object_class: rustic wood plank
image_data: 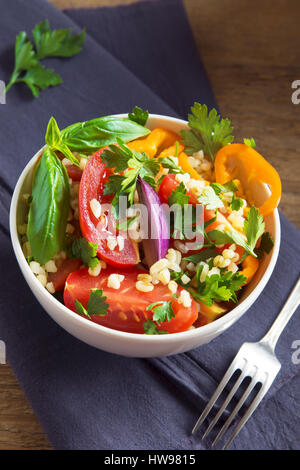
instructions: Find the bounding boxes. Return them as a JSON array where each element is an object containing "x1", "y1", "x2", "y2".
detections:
[{"x1": 2, "y1": 0, "x2": 299, "y2": 450}]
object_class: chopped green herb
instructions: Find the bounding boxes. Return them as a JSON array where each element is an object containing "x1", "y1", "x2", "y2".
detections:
[
  {"x1": 184, "y1": 248, "x2": 218, "y2": 264},
  {"x1": 146, "y1": 300, "x2": 175, "y2": 325},
  {"x1": 158, "y1": 156, "x2": 183, "y2": 174},
  {"x1": 143, "y1": 320, "x2": 168, "y2": 335},
  {"x1": 102, "y1": 139, "x2": 160, "y2": 210},
  {"x1": 208, "y1": 205, "x2": 265, "y2": 258},
  {"x1": 128, "y1": 106, "x2": 149, "y2": 126},
  {"x1": 168, "y1": 183, "x2": 189, "y2": 240},
  {"x1": 254, "y1": 232, "x2": 274, "y2": 258},
  {"x1": 244, "y1": 137, "x2": 256, "y2": 148},
  {"x1": 243, "y1": 206, "x2": 265, "y2": 254},
  {"x1": 86, "y1": 289, "x2": 109, "y2": 316},
  {"x1": 71, "y1": 237, "x2": 99, "y2": 269},
  {"x1": 231, "y1": 195, "x2": 244, "y2": 211},
  {"x1": 75, "y1": 288, "x2": 109, "y2": 318},
  {"x1": 198, "y1": 186, "x2": 224, "y2": 210},
  {"x1": 116, "y1": 215, "x2": 138, "y2": 231},
  {"x1": 211, "y1": 180, "x2": 238, "y2": 195},
  {"x1": 180, "y1": 103, "x2": 234, "y2": 162},
  {"x1": 208, "y1": 229, "x2": 255, "y2": 257},
  {"x1": 187, "y1": 270, "x2": 246, "y2": 306},
  {"x1": 168, "y1": 182, "x2": 189, "y2": 208}
]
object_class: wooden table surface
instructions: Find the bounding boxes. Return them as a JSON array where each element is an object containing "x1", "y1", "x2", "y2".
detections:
[{"x1": 1, "y1": 0, "x2": 299, "y2": 450}]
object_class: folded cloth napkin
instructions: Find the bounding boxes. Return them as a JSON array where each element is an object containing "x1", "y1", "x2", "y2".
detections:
[{"x1": 0, "y1": 0, "x2": 299, "y2": 450}]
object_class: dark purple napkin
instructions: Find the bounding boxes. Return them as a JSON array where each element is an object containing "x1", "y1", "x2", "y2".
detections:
[{"x1": 0, "y1": 0, "x2": 299, "y2": 450}]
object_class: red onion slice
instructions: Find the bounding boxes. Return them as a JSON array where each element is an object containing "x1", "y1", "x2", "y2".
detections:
[{"x1": 137, "y1": 177, "x2": 170, "y2": 268}]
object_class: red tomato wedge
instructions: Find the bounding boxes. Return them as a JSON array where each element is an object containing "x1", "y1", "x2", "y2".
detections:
[
  {"x1": 64, "y1": 266, "x2": 198, "y2": 334},
  {"x1": 158, "y1": 174, "x2": 199, "y2": 206},
  {"x1": 79, "y1": 149, "x2": 140, "y2": 267}
]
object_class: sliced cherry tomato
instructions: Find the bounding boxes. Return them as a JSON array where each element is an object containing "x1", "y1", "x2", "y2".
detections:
[
  {"x1": 67, "y1": 165, "x2": 83, "y2": 181},
  {"x1": 158, "y1": 174, "x2": 199, "y2": 205},
  {"x1": 48, "y1": 258, "x2": 82, "y2": 291},
  {"x1": 64, "y1": 266, "x2": 198, "y2": 334},
  {"x1": 79, "y1": 149, "x2": 140, "y2": 268}
]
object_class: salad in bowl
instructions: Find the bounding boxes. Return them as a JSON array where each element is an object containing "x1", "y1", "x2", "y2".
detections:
[{"x1": 10, "y1": 103, "x2": 281, "y2": 354}]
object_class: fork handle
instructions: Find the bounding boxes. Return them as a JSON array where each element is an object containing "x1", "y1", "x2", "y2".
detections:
[{"x1": 261, "y1": 276, "x2": 300, "y2": 351}]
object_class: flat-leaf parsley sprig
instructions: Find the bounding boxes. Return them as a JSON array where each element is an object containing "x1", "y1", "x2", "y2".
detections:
[
  {"x1": 208, "y1": 206, "x2": 265, "y2": 258},
  {"x1": 180, "y1": 103, "x2": 234, "y2": 162},
  {"x1": 102, "y1": 138, "x2": 161, "y2": 211},
  {"x1": 6, "y1": 20, "x2": 85, "y2": 97},
  {"x1": 75, "y1": 289, "x2": 109, "y2": 319}
]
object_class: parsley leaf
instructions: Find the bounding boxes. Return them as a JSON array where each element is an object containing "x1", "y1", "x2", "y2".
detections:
[
  {"x1": 5, "y1": 32, "x2": 39, "y2": 92},
  {"x1": 244, "y1": 137, "x2": 256, "y2": 148},
  {"x1": 158, "y1": 157, "x2": 183, "y2": 174},
  {"x1": 5, "y1": 21, "x2": 85, "y2": 97},
  {"x1": 102, "y1": 139, "x2": 160, "y2": 212},
  {"x1": 32, "y1": 20, "x2": 85, "y2": 59},
  {"x1": 75, "y1": 288, "x2": 109, "y2": 319},
  {"x1": 168, "y1": 182, "x2": 189, "y2": 207},
  {"x1": 180, "y1": 103, "x2": 234, "y2": 162},
  {"x1": 243, "y1": 206, "x2": 265, "y2": 254},
  {"x1": 254, "y1": 232, "x2": 274, "y2": 258},
  {"x1": 17, "y1": 63, "x2": 62, "y2": 97},
  {"x1": 86, "y1": 289, "x2": 109, "y2": 316},
  {"x1": 208, "y1": 206, "x2": 265, "y2": 258},
  {"x1": 100, "y1": 140, "x2": 132, "y2": 172},
  {"x1": 146, "y1": 301, "x2": 175, "y2": 325},
  {"x1": 75, "y1": 299, "x2": 90, "y2": 319},
  {"x1": 71, "y1": 237, "x2": 99, "y2": 269},
  {"x1": 116, "y1": 215, "x2": 138, "y2": 231},
  {"x1": 188, "y1": 270, "x2": 246, "y2": 306},
  {"x1": 231, "y1": 195, "x2": 244, "y2": 211},
  {"x1": 208, "y1": 229, "x2": 255, "y2": 257},
  {"x1": 184, "y1": 248, "x2": 218, "y2": 264},
  {"x1": 211, "y1": 180, "x2": 238, "y2": 195},
  {"x1": 198, "y1": 186, "x2": 224, "y2": 210},
  {"x1": 103, "y1": 174, "x2": 125, "y2": 196},
  {"x1": 143, "y1": 320, "x2": 168, "y2": 335},
  {"x1": 128, "y1": 106, "x2": 149, "y2": 126},
  {"x1": 168, "y1": 183, "x2": 190, "y2": 240}
]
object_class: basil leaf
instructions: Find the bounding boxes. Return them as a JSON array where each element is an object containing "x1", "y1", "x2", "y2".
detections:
[
  {"x1": 27, "y1": 147, "x2": 70, "y2": 265},
  {"x1": 45, "y1": 117, "x2": 80, "y2": 166},
  {"x1": 45, "y1": 116, "x2": 61, "y2": 147},
  {"x1": 60, "y1": 116, "x2": 150, "y2": 154}
]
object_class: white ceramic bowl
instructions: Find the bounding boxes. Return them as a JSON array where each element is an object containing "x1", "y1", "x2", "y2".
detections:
[{"x1": 10, "y1": 114, "x2": 280, "y2": 357}]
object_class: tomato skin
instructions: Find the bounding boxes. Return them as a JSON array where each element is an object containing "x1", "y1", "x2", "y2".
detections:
[
  {"x1": 78, "y1": 149, "x2": 140, "y2": 268},
  {"x1": 67, "y1": 165, "x2": 83, "y2": 181},
  {"x1": 48, "y1": 258, "x2": 82, "y2": 291},
  {"x1": 158, "y1": 174, "x2": 198, "y2": 205},
  {"x1": 64, "y1": 266, "x2": 198, "y2": 334}
]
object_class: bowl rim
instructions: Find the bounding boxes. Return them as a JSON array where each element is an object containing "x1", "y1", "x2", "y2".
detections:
[{"x1": 9, "y1": 113, "x2": 281, "y2": 344}]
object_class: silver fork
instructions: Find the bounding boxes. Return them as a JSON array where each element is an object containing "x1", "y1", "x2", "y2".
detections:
[{"x1": 192, "y1": 276, "x2": 300, "y2": 449}]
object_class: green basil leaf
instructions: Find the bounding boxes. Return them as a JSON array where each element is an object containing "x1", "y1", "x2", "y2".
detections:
[
  {"x1": 27, "y1": 147, "x2": 70, "y2": 265},
  {"x1": 45, "y1": 116, "x2": 61, "y2": 147},
  {"x1": 45, "y1": 117, "x2": 79, "y2": 166},
  {"x1": 60, "y1": 116, "x2": 150, "y2": 154}
]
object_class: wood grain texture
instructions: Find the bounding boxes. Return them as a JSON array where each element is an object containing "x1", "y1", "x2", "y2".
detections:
[{"x1": 1, "y1": 0, "x2": 299, "y2": 450}]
